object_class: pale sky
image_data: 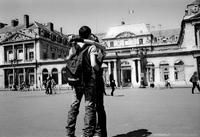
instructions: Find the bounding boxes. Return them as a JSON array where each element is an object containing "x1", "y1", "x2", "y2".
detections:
[{"x1": 0, "y1": 0, "x2": 193, "y2": 34}]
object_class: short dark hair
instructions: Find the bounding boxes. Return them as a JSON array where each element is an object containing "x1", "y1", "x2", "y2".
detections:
[{"x1": 79, "y1": 26, "x2": 91, "y2": 39}]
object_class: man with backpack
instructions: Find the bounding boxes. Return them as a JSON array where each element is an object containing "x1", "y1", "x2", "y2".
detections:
[
  {"x1": 65, "y1": 26, "x2": 100, "y2": 137},
  {"x1": 190, "y1": 71, "x2": 200, "y2": 94}
]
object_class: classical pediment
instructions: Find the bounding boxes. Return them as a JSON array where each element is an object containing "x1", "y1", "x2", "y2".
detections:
[
  {"x1": 2, "y1": 32, "x2": 33, "y2": 43},
  {"x1": 116, "y1": 31, "x2": 135, "y2": 38}
]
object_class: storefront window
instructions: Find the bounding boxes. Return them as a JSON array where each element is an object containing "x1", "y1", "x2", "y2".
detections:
[
  {"x1": 52, "y1": 68, "x2": 58, "y2": 84},
  {"x1": 160, "y1": 63, "x2": 169, "y2": 81},
  {"x1": 174, "y1": 60, "x2": 185, "y2": 81},
  {"x1": 42, "y1": 69, "x2": 48, "y2": 82},
  {"x1": 61, "y1": 67, "x2": 67, "y2": 84}
]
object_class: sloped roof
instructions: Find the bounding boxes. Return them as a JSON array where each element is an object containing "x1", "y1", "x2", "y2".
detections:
[
  {"x1": 0, "y1": 23, "x2": 34, "y2": 34},
  {"x1": 151, "y1": 28, "x2": 181, "y2": 38},
  {"x1": 104, "y1": 23, "x2": 151, "y2": 39},
  {"x1": 34, "y1": 21, "x2": 64, "y2": 37}
]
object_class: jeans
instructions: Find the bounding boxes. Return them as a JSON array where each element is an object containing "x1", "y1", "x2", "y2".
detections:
[
  {"x1": 192, "y1": 82, "x2": 200, "y2": 93},
  {"x1": 95, "y1": 76, "x2": 107, "y2": 137},
  {"x1": 66, "y1": 80, "x2": 96, "y2": 137}
]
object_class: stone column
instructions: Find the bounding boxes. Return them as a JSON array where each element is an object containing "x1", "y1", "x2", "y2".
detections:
[
  {"x1": 23, "y1": 43, "x2": 25, "y2": 62},
  {"x1": 197, "y1": 30, "x2": 200, "y2": 48},
  {"x1": 13, "y1": 68, "x2": 15, "y2": 85},
  {"x1": 131, "y1": 60, "x2": 137, "y2": 87},
  {"x1": 138, "y1": 60, "x2": 141, "y2": 84},
  {"x1": 34, "y1": 68, "x2": 37, "y2": 88},
  {"x1": 12, "y1": 45, "x2": 15, "y2": 60},
  {"x1": 23, "y1": 68, "x2": 26, "y2": 82},
  {"x1": 113, "y1": 60, "x2": 118, "y2": 86},
  {"x1": 154, "y1": 63, "x2": 160, "y2": 87},
  {"x1": 34, "y1": 41, "x2": 36, "y2": 61},
  {"x1": 108, "y1": 62, "x2": 111, "y2": 75},
  {"x1": 169, "y1": 63, "x2": 175, "y2": 83},
  {"x1": 58, "y1": 70, "x2": 62, "y2": 85}
]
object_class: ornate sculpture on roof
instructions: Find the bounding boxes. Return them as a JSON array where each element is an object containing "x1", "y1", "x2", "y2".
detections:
[
  {"x1": 2, "y1": 32, "x2": 32, "y2": 43},
  {"x1": 185, "y1": 0, "x2": 200, "y2": 17}
]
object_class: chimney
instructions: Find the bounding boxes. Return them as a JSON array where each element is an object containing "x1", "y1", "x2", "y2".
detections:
[
  {"x1": 60, "y1": 27, "x2": 63, "y2": 34},
  {"x1": 24, "y1": 14, "x2": 29, "y2": 28},
  {"x1": 11, "y1": 19, "x2": 19, "y2": 27},
  {"x1": 47, "y1": 22, "x2": 54, "y2": 31}
]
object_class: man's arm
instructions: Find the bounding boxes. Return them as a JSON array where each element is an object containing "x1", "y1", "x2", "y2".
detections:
[{"x1": 89, "y1": 45, "x2": 99, "y2": 72}]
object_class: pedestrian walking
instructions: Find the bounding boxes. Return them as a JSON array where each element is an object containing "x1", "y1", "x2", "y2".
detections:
[
  {"x1": 65, "y1": 26, "x2": 99, "y2": 137},
  {"x1": 165, "y1": 78, "x2": 172, "y2": 88},
  {"x1": 51, "y1": 78, "x2": 57, "y2": 94},
  {"x1": 46, "y1": 75, "x2": 52, "y2": 95},
  {"x1": 190, "y1": 71, "x2": 200, "y2": 94},
  {"x1": 111, "y1": 79, "x2": 116, "y2": 96},
  {"x1": 43, "y1": 79, "x2": 47, "y2": 90}
]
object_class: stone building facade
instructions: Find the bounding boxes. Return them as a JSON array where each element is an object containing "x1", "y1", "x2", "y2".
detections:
[
  {"x1": 101, "y1": 0, "x2": 200, "y2": 88},
  {"x1": 0, "y1": 15, "x2": 69, "y2": 89},
  {"x1": 0, "y1": 0, "x2": 200, "y2": 89}
]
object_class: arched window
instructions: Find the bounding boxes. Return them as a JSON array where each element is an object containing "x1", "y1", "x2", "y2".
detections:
[
  {"x1": 61, "y1": 67, "x2": 67, "y2": 84},
  {"x1": 159, "y1": 61, "x2": 169, "y2": 81},
  {"x1": 174, "y1": 60, "x2": 185, "y2": 81},
  {"x1": 52, "y1": 68, "x2": 58, "y2": 84},
  {"x1": 146, "y1": 62, "x2": 155, "y2": 82},
  {"x1": 42, "y1": 69, "x2": 48, "y2": 82}
]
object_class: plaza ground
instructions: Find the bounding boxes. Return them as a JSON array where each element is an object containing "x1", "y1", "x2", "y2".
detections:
[{"x1": 0, "y1": 87, "x2": 200, "y2": 137}]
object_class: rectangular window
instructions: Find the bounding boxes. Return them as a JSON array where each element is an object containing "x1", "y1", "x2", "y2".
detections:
[
  {"x1": 8, "y1": 50, "x2": 14, "y2": 61},
  {"x1": 17, "y1": 49, "x2": 23, "y2": 61},
  {"x1": 8, "y1": 74, "x2": 13, "y2": 85},
  {"x1": 174, "y1": 65, "x2": 184, "y2": 81},
  {"x1": 52, "y1": 52, "x2": 55, "y2": 59},
  {"x1": 124, "y1": 40, "x2": 129, "y2": 46},
  {"x1": 18, "y1": 74, "x2": 24, "y2": 85},
  {"x1": 139, "y1": 38, "x2": 143, "y2": 45},
  {"x1": 43, "y1": 48, "x2": 48, "y2": 59},
  {"x1": 110, "y1": 41, "x2": 114, "y2": 47},
  {"x1": 29, "y1": 52, "x2": 34, "y2": 60},
  {"x1": 29, "y1": 74, "x2": 34, "y2": 86}
]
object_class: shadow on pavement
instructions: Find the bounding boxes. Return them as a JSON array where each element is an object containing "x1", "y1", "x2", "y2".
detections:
[
  {"x1": 114, "y1": 94, "x2": 125, "y2": 97},
  {"x1": 105, "y1": 94, "x2": 125, "y2": 97},
  {"x1": 112, "y1": 129, "x2": 152, "y2": 137}
]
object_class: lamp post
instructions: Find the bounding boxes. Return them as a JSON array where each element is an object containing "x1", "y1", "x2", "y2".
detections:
[
  {"x1": 10, "y1": 58, "x2": 21, "y2": 91},
  {"x1": 33, "y1": 32, "x2": 38, "y2": 89},
  {"x1": 136, "y1": 48, "x2": 148, "y2": 88}
]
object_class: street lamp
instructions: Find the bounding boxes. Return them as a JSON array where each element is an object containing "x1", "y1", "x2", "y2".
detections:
[
  {"x1": 10, "y1": 58, "x2": 21, "y2": 91},
  {"x1": 136, "y1": 48, "x2": 148, "y2": 88}
]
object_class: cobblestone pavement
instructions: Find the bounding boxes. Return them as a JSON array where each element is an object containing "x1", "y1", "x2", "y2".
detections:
[{"x1": 0, "y1": 87, "x2": 200, "y2": 137}]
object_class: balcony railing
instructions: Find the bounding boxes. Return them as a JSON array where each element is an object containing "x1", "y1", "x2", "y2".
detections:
[{"x1": 4, "y1": 59, "x2": 35, "y2": 65}]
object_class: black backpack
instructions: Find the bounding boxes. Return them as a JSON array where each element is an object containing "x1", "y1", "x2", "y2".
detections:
[{"x1": 65, "y1": 45, "x2": 91, "y2": 86}]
